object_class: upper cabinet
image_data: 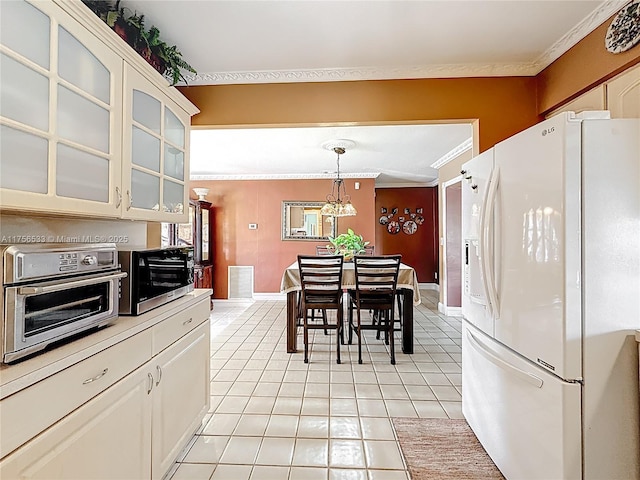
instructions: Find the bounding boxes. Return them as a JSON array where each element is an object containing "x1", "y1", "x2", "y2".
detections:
[
  {"x1": 0, "y1": 0, "x2": 123, "y2": 216},
  {"x1": 606, "y1": 64, "x2": 640, "y2": 119},
  {"x1": 0, "y1": 0, "x2": 198, "y2": 221},
  {"x1": 122, "y1": 65, "x2": 190, "y2": 222},
  {"x1": 545, "y1": 63, "x2": 640, "y2": 120},
  {"x1": 546, "y1": 86, "x2": 606, "y2": 119}
]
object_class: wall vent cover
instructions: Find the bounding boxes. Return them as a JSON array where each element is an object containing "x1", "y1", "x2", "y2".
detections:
[{"x1": 228, "y1": 266, "x2": 254, "y2": 299}]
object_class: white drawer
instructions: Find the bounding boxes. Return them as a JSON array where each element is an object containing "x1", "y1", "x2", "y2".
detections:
[
  {"x1": 0, "y1": 328, "x2": 152, "y2": 459},
  {"x1": 152, "y1": 298, "x2": 211, "y2": 356}
]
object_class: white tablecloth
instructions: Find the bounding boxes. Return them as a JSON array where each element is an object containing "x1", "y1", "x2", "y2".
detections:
[{"x1": 280, "y1": 261, "x2": 421, "y2": 306}]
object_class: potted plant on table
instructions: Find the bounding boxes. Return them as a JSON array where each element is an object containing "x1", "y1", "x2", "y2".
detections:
[{"x1": 327, "y1": 229, "x2": 369, "y2": 262}]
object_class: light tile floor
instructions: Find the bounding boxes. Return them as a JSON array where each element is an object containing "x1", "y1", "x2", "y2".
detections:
[{"x1": 167, "y1": 290, "x2": 462, "y2": 480}]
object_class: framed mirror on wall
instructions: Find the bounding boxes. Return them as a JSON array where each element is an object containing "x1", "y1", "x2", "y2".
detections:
[{"x1": 282, "y1": 201, "x2": 336, "y2": 241}]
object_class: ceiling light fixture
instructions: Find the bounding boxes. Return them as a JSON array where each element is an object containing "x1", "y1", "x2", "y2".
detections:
[{"x1": 320, "y1": 140, "x2": 357, "y2": 217}]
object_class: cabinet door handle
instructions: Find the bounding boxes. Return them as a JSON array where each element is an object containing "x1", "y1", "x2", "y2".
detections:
[
  {"x1": 183, "y1": 317, "x2": 193, "y2": 326},
  {"x1": 147, "y1": 373, "x2": 154, "y2": 394},
  {"x1": 126, "y1": 190, "x2": 133, "y2": 211},
  {"x1": 155, "y1": 365, "x2": 162, "y2": 386},
  {"x1": 115, "y1": 187, "x2": 122, "y2": 208},
  {"x1": 82, "y1": 368, "x2": 109, "y2": 385}
]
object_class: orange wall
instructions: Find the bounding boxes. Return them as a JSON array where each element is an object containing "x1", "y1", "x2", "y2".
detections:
[
  {"x1": 180, "y1": 13, "x2": 640, "y2": 299},
  {"x1": 374, "y1": 187, "x2": 438, "y2": 283},
  {"x1": 537, "y1": 12, "x2": 640, "y2": 114},
  {"x1": 190, "y1": 178, "x2": 375, "y2": 297},
  {"x1": 180, "y1": 77, "x2": 540, "y2": 153}
]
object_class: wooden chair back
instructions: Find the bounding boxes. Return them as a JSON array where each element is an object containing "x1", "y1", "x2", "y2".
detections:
[
  {"x1": 352, "y1": 255, "x2": 401, "y2": 308},
  {"x1": 297, "y1": 255, "x2": 344, "y2": 306}
]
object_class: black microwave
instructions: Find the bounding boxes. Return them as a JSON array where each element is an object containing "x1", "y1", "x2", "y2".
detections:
[{"x1": 118, "y1": 246, "x2": 194, "y2": 315}]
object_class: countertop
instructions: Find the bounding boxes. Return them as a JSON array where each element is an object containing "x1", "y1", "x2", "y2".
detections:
[
  {"x1": 0, "y1": 289, "x2": 212, "y2": 400},
  {"x1": 636, "y1": 330, "x2": 640, "y2": 343}
]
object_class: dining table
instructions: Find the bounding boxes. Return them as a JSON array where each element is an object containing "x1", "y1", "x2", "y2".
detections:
[{"x1": 280, "y1": 261, "x2": 421, "y2": 355}]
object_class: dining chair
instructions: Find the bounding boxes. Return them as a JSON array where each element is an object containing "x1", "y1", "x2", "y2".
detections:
[
  {"x1": 315, "y1": 245, "x2": 334, "y2": 255},
  {"x1": 297, "y1": 255, "x2": 344, "y2": 364},
  {"x1": 348, "y1": 255, "x2": 401, "y2": 364}
]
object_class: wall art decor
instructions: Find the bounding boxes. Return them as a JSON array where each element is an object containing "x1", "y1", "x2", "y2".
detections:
[
  {"x1": 605, "y1": 0, "x2": 640, "y2": 54},
  {"x1": 380, "y1": 206, "x2": 423, "y2": 235}
]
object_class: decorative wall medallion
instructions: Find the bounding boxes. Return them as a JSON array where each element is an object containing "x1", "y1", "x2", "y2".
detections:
[
  {"x1": 381, "y1": 206, "x2": 424, "y2": 235},
  {"x1": 606, "y1": 0, "x2": 640, "y2": 53},
  {"x1": 403, "y1": 221, "x2": 418, "y2": 235},
  {"x1": 387, "y1": 221, "x2": 401, "y2": 235}
]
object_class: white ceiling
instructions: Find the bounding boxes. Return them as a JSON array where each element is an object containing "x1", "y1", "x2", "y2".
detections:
[
  {"x1": 120, "y1": 0, "x2": 624, "y2": 186},
  {"x1": 190, "y1": 123, "x2": 473, "y2": 186}
]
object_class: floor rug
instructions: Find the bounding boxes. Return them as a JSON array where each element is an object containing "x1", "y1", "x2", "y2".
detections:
[{"x1": 392, "y1": 417, "x2": 505, "y2": 480}]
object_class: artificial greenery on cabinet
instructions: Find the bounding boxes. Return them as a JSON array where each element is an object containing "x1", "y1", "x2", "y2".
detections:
[{"x1": 82, "y1": 0, "x2": 196, "y2": 85}]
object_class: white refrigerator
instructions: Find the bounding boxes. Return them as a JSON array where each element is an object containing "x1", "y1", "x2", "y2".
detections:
[{"x1": 461, "y1": 112, "x2": 640, "y2": 480}]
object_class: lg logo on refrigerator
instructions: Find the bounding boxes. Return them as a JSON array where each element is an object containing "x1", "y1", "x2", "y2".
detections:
[{"x1": 541, "y1": 126, "x2": 556, "y2": 136}]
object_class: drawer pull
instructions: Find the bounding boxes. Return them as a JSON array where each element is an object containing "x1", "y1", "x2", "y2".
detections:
[
  {"x1": 82, "y1": 368, "x2": 109, "y2": 385},
  {"x1": 155, "y1": 365, "x2": 163, "y2": 386},
  {"x1": 147, "y1": 373, "x2": 154, "y2": 394},
  {"x1": 183, "y1": 317, "x2": 193, "y2": 326}
]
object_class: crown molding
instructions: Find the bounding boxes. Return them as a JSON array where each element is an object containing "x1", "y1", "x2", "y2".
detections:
[
  {"x1": 181, "y1": 62, "x2": 538, "y2": 86},
  {"x1": 190, "y1": 172, "x2": 379, "y2": 181},
  {"x1": 177, "y1": 0, "x2": 626, "y2": 86},
  {"x1": 430, "y1": 138, "x2": 473, "y2": 169},
  {"x1": 532, "y1": 0, "x2": 629, "y2": 72},
  {"x1": 375, "y1": 179, "x2": 439, "y2": 188}
]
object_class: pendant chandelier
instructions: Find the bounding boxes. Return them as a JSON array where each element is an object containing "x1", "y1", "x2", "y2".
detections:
[{"x1": 320, "y1": 141, "x2": 357, "y2": 217}]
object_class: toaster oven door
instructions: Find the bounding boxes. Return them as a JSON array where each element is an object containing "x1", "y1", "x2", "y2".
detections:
[{"x1": 3, "y1": 271, "x2": 127, "y2": 363}]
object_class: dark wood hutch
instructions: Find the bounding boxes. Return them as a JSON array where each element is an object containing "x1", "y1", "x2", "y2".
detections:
[{"x1": 190, "y1": 198, "x2": 214, "y2": 292}]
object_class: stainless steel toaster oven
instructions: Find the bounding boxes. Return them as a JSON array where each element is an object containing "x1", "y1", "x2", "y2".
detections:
[{"x1": 0, "y1": 243, "x2": 126, "y2": 363}]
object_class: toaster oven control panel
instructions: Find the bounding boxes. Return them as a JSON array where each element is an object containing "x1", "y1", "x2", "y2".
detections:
[{"x1": 4, "y1": 244, "x2": 119, "y2": 283}]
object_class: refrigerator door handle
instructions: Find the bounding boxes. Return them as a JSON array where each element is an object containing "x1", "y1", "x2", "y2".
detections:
[
  {"x1": 482, "y1": 166, "x2": 501, "y2": 320},
  {"x1": 466, "y1": 328, "x2": 544, "y2": 388}
]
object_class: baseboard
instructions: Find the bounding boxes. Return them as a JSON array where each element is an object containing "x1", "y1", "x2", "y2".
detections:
[
  {"x1": 252, "y1": 292, "x2": 287, "y2": 301},
  {"x1": 212, "y1": 298, "x2": 256, "y2": 304},
  {"x1": 438, "y1": 302, "x2": 462, "y2": 316},
  {"x1": 419, "y1": 283, "x2": 439, "y2": 291}
]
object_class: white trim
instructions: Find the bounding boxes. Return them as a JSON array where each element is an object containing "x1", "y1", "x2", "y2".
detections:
[
  {"x1": 178, "y1": 1, "x2": 626, "y2": 87},
  {"x1": 531, "y1": 0, "x2": 628, "y2": 71},
  {"x1": 375, "y1": 179, "x2": 439, "y2": 188},
  {"x1": 191, "y1": 172, "x2": 378, "y2": 181},
  {"x1": 252, "y1": 293, "x2": 287, "y2": 301},
  {"x1": 441, "y1": 176, "x2": 463, "y2": 313},
  {"x1": 419, "y1": 283, "x2": 439, "y2": 291},
  {"x1": 182, "y1": 63, "x2": 538, "y2": 86},
  {"x1": 430, "y1": 138, "x2": 473, "y2": 169},
  {"x1": 212, "y1": 298, "x2": 255, "y2": 305},
  {"x1": 438, "y1": 303, "x2": 462, "y2": 317}
]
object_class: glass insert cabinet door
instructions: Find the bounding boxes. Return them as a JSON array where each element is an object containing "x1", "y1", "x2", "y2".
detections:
[
  {"x1": 192, "y1": 199, "x2": 213, "y2": 265},
  {"x1": 0, "y1": 0, "x2": 122, "y2": 215},
  {"x1": 123, "y1": 64, "x2": 189, "y2": 221}
]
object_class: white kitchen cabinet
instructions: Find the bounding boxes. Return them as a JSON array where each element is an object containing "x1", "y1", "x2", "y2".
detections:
[
  {"x1": 607, "y1": 64, "x2": 640, "y2": 118},
  {"x1": 122, "y1": 64, "x2": 190, "y2": 223},
  {"x1": 0, "y1": 363, "x2": 153, "y2": 479},
  {"x1": 151, "y1": 321, "x2": 210, "y2": 479},
  {"x1": 0, "y1": 0, "x2": 198, "y2": 221},
  {"x1": 0, "y1": 294, "x2": 211, "y2": 480},
  {"x1": 0, "y1": 0, "x2": 123, "y2": 217},
  {"x1": 546, "y1": 85, "x2": 606, "y2": 119}
]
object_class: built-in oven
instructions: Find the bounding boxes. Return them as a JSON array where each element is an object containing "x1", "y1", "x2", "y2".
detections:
[
  {"x1": 118, "y1": 246, "x2": 194, "y2": 315},
  {"x1": 1, "y1": 243, "x2": 126, "y2": 364}
]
